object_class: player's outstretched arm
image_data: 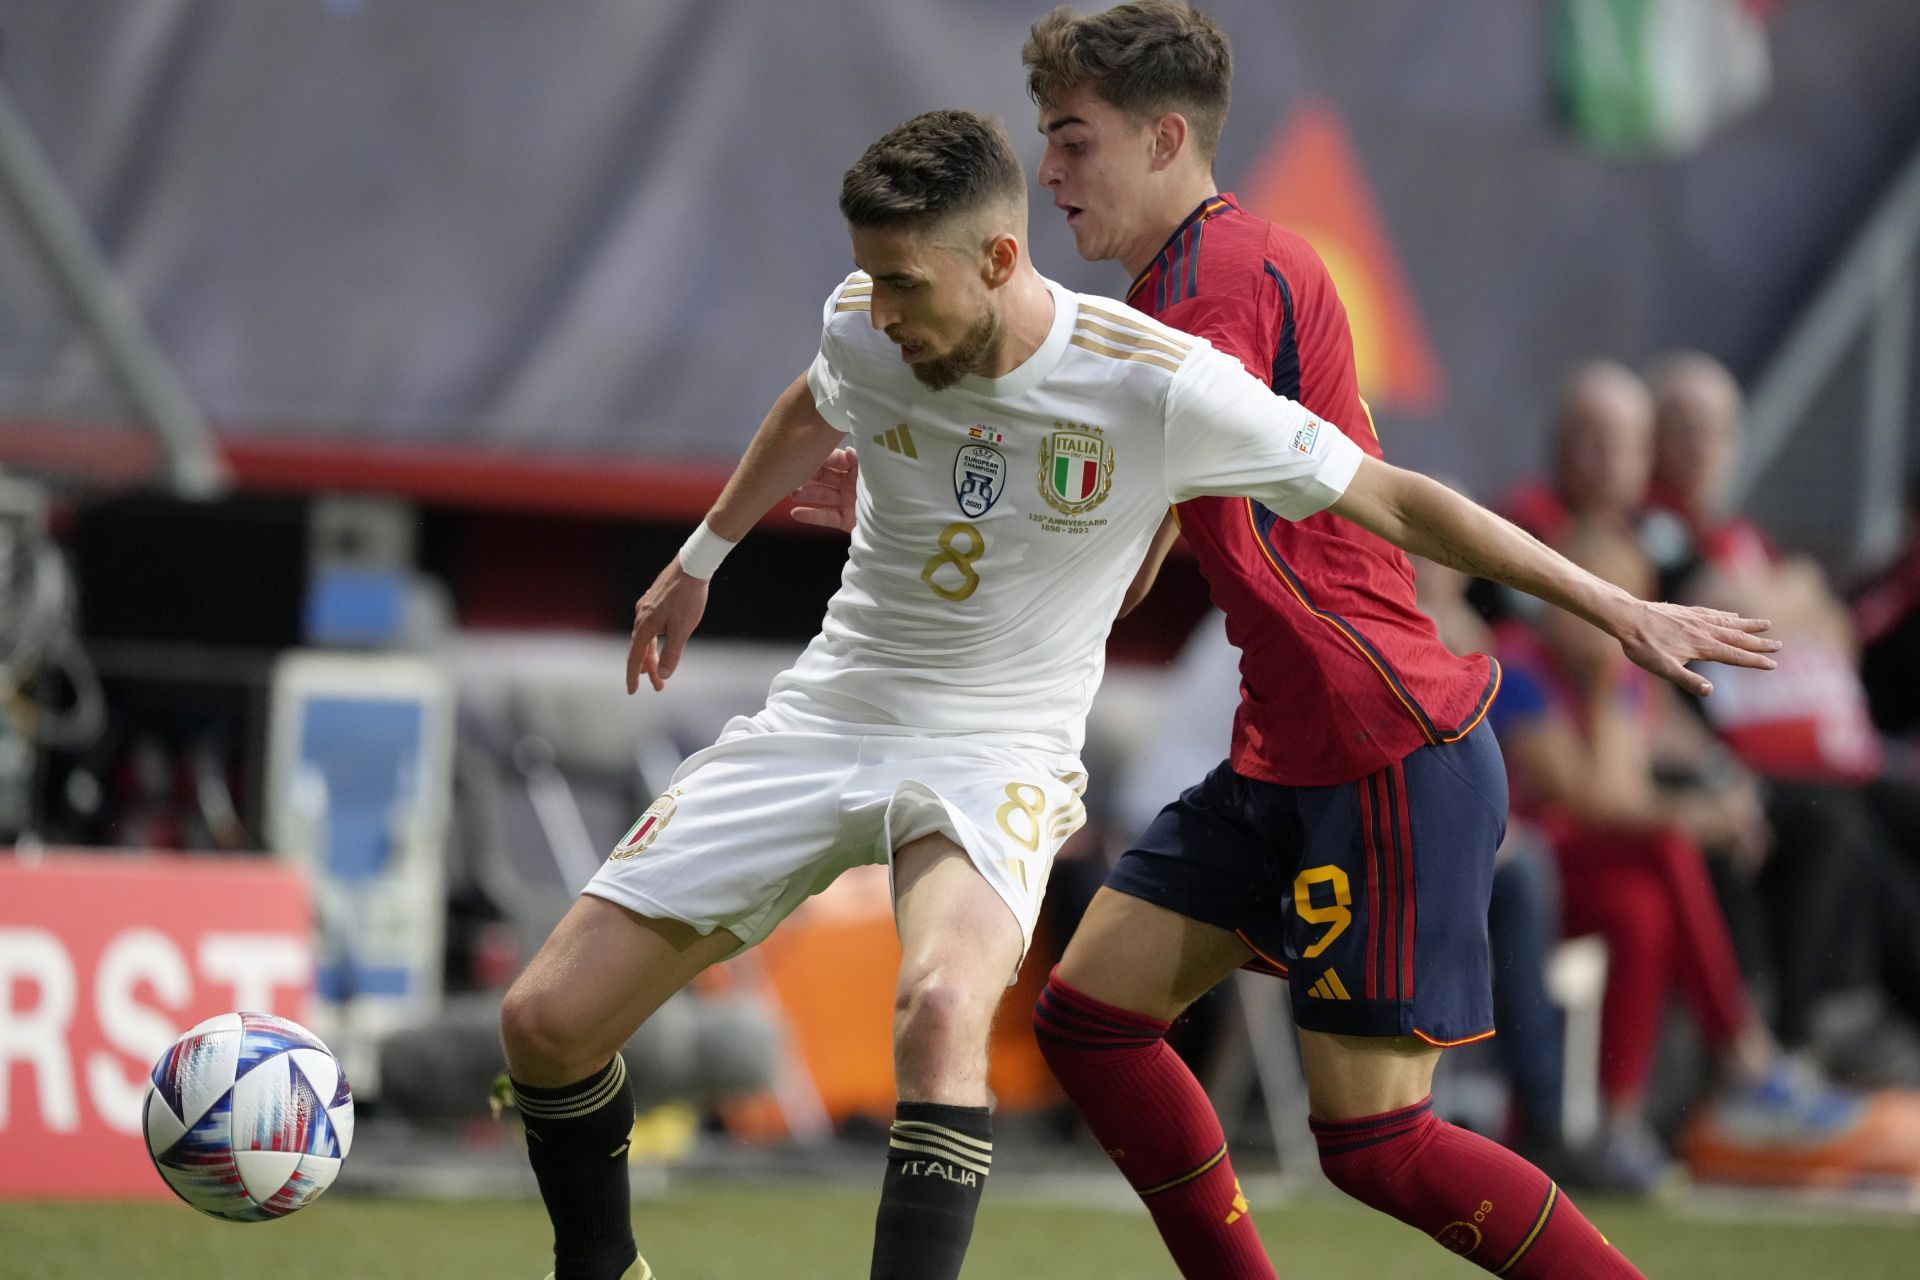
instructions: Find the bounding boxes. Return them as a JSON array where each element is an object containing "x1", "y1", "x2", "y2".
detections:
[
  {"x1": 626, "y1": 372, "x2": 846, "y2": 693},
  {"x1": 790, "y1": 446, "x2": 859, "y2": 533},
  {"x1": 1329, "y1": 456, "x2": 1782, "y2": 697}
]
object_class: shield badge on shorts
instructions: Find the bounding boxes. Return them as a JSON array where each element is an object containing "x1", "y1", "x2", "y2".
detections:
[
  {"x1": 1039, "y1": 424, "x2": 1113, "y2": 515},
  {"x1": 953, "y1": 444, "x2": 1007, "y2": 517},
  {"x1": 611, "y1": 788, "x2": 680, "y2": 860}
]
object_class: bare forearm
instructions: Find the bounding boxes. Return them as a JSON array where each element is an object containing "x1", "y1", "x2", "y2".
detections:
[
  {"x1": 1335, "y1": 463, "x2": 1633, "y2": 635},
  {"x1": 704, "y1": 373, "x2": 847, "y2": 541}
]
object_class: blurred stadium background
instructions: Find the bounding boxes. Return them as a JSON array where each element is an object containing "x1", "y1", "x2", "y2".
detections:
[{"x1": 4, "y1": 1, "x2": 1920, "y2": 1275}]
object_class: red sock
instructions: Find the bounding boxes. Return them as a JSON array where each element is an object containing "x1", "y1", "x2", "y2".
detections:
[
  {"x1": 1312, "y1": 1098, "x2": 1645, "y2": 1278},
  {"x1": 1033, "y1": 970, "x2": 1275, "y2": 1280}
]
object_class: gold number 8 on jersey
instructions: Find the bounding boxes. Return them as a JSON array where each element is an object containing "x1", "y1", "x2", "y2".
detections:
[
  {"x1": 995, "y1": 782, "x2": 1048, "y2": 853},
  {"x1": 922, "y1": 521, "x2": 985, "y2": 602}
]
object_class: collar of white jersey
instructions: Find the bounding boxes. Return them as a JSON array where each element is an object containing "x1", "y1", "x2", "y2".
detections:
[{"x1": 954, "y1": 277, "x2": 1075, "y2": 400}]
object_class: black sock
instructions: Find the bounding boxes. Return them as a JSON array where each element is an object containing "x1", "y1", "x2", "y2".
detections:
[
  {"x1": 513, "y1": 1056, "x2": 639, "y2": 1280},
  {"x1": 870, "y1": 1100, "x2": 993, "y2": 1280}
]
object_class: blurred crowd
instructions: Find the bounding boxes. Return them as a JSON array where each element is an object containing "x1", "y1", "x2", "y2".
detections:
[{"x1": 1481, "y1": 349, "x2": 1920, "y2": 1193}]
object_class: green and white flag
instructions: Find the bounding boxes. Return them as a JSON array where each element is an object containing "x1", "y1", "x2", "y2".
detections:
[{"x1": 1555, "y1": 0, "x2": 1775, "y2": 157}]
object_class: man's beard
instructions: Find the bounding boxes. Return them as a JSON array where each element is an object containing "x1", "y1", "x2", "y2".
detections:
[{"x1": 908, "y1": 312, "x2": 1003, "y2": 391}]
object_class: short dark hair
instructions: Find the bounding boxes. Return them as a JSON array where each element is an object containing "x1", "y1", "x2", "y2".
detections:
[
  {"x1": 1023, "y1": 2, "x2": 1233, "y2": 161},
  {"x1": 839, "y1": 110, "x2": 1025, "y2": 230}
]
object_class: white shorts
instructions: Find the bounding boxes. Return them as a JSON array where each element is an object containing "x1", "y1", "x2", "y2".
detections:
[{"x1": 583, "y1": 707, "x2": 1088, "y2": 962}]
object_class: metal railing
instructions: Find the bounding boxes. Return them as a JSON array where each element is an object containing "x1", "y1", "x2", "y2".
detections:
[
  {"x1": 0, "y1": 84, "x2": 227, "y2": 497},
  {"x1": 1736, "y1": 134, "x2": 1920, "y2": 570}
]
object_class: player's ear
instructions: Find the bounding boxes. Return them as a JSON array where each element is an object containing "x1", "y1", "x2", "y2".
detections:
[
  {"x1": 1149, "y1": 111, "x2": 1189, "y2": 172},
  {"x1": 981, "y1": 231, "x2": 1020, "y2": 288}
]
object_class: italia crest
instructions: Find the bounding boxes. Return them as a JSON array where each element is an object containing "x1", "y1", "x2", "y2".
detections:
[
  {"x1": 1038, "y1": 423, "x2": 1113, "y2": 516},
  {"x1": 610, "y1": 787, "x2": 681, "y2": 860},
  {"x1": 953, "y1": 444, "x2": 1007, "y2": 517}
]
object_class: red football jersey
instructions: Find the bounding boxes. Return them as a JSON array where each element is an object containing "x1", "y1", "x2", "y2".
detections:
[{"x1": 1133, "y1": 194, "x2": 1498, "y2": 785}]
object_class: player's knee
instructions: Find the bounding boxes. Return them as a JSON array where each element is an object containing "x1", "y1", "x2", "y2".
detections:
[
  {"x1": 894, "y1": 967, "x2": 992, "y2": 1049},
  {"x1": 1313, "y1": 1121, "x2": 1420, "y2": 1209},
  {"x1": 1317, "y1": 1153, "x2": 1411, "y2": 1215},
  {"x1": 499, "y1": 977, "x2": 591, "y2": 1078}
]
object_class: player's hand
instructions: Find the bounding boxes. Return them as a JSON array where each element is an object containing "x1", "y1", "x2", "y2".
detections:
[
  {"x1": 626, "y1": 560, "x2": 710, "y2": 694},
  {"x1": 1615, "y1": 600, "x2": 1780, "y2": 697},
  {"x1": 790, "y1": 447, "x2": 858, "y2": 533}
]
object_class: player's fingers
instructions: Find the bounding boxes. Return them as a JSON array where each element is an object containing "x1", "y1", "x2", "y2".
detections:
[
  {"x1": 625, "y1": 631, "x2": 653, "y2": 695},
  {"x1": 657, "y1": 624, "x2": 687, "y2": 683},
  {"x1": 1644, "y1": 649, "x2": 1713, "y2": 697},
  {"x1": 1722, "y1": 614, "x2": 1774, "y2": 633},
  {"x1": 791, "y1": 482, "x2": 834, "y2": 504},
  {"x1": 1713, "y1": 625, "x2": 1783, "y2": 654},
  {"x1": 1677, "y1": 663, "x2": 1714, "y2": 696},
  {"x1": 642, "y1": 634, "x2": 665, "y2": 692},
  {"x1": 790, "y1": 505, "x2": 841, "y2": 528},
  {"x1": 628, "y1": 601, "x2": 666, "y2": 690},
  {"x1": 1706, "y1": 641, "x2": 1777, "y2": 671}
]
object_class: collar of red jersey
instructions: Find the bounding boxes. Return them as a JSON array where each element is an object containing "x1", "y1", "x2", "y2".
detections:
[{"x1": 1126, "y1": 193, "x2": 1241, "y2": 303}]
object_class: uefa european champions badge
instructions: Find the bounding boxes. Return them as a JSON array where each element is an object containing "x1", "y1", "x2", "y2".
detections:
[
  {"x1": 1039, "y1": 423, "x2": 1113, "y2": 516},
  {"x1": 611, "y1": 787, "x2": 681, "y2": 860},
  {"x1": 954, "y1": 444, "x2": 1007, "y2": 517}
]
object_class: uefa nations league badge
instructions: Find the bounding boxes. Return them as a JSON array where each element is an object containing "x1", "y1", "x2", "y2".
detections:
[{"x1": 954, "y1": 443, "x2": 1007, "y2": 517}]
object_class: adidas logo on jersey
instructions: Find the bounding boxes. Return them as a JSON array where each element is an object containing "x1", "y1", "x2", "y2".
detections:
[
  {"x1": 1305, "y1": 968, "x2": 1351, "y2": 1000},
  {"x1": 873, "y1": 424, "x2": 918, "y2": 458}
]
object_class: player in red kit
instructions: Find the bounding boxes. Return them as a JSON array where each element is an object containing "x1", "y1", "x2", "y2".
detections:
[
  {"x1": 798, "y1": 5, "x2": 1659, "y2": 1276},
  {"x1": 1021, "y1": 7, "x2": 1644, "y2": 1276}
]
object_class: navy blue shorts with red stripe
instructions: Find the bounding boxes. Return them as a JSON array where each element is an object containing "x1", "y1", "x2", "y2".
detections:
[{"x1": 1105, "y1": 725, "x2": 1507, "y2": 1045}]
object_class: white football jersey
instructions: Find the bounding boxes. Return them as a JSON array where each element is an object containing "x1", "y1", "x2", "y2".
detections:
[{"x1": 768, "y1": 272, "x2": 1364, "y2": 756}]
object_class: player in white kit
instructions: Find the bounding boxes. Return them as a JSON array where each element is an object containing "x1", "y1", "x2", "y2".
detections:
[{"x1": 498, "y1": 110, "x2": 1780, "y2": 1280}]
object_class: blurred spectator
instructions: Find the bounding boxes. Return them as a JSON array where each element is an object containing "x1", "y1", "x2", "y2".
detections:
[
  {"x1": 1645, "y1": 352, "x2": 1920, "y2": 1069},
  {"x1": 1489, "y1": 522, "x2": 1865, "y2": 1192},
  {"x1": 1852, "y1": 469, "x2": 1920, "y2": 738},
  {"x1": 1504, "y1": 360, "x2": 1658, "y2": 545}
]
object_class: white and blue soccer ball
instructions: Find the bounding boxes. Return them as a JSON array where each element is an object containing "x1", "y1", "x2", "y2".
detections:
[{"x1": 142, "y1": 1012, "x2": 354, "y2": 1221}]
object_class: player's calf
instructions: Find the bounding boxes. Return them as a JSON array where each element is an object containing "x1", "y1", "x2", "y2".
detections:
[
  {"x1": 1312, "y1": 1097, "x2": 1646, "y2": 1278},
  {"x1": 503, "y1": 896, "x2": 738, "y2": 1280},
  {"x1": 873, "y1": 834, "x2": 1022, "y2": 1280},
  {"x1": 1034, "y1": 971, "x2": 1277, "y2": 1280}
]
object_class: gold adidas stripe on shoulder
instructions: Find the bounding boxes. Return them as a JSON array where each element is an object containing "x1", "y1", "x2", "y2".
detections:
[
  {"x1": 834, "y1": 273, "x2": 874, "y2": 312},
  {"x1": 1070, "y1": 333, "x2": 1181, "y2": 372},
  {"x1": 1073, "y1": 315, "x2": 1189, "y2": 360},
  {"x1": 1077, "y1": 302, "x2": 1193, "y2": 354}
]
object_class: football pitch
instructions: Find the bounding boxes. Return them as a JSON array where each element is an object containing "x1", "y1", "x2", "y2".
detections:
[{"x1": 8, "y1": 1183, "x2": 1918, "y2": 1279}]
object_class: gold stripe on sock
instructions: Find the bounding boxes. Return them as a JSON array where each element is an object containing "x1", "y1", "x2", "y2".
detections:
[
  {"x1": 1495, "y1": 1182, "x2": 1558, "y2": 1275},
  {"x1": 1138, "y1": 1143, "x2": 1228, "y2": 1198}
]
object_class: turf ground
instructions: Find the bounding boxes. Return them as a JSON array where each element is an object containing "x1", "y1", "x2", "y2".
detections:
[{"x1": 8, "y1": 1183, "x2": 1917, "y2": 1279}]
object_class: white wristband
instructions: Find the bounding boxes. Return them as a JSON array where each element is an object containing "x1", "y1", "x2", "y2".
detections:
[{"x1": 677, "y1": 520, "x2": 737, "y2": 580}]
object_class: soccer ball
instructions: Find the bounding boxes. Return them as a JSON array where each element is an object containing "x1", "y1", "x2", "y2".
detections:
[{"x1": 142, "y1": 1011, "x2": 355, "y2": 1221}]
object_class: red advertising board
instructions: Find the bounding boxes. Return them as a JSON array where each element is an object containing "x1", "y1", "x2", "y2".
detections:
[{"x1": 0, "y1": 852, "x2": 313, "y2": 1200}]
